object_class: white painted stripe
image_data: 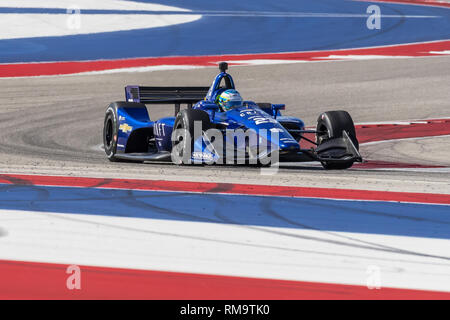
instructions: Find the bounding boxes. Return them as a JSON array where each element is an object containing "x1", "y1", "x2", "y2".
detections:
[
  {"x1": 368, "y1": 167, "x2": 450, "y2": 172},
  {"x1": 0, "y1": 0, "x2": 197, "y2": 40},
  {"x1": 316, "y1": 54, "x2": 414, "y2": 60},
  {"x1": 0, "y1": 65, "x2": 277, "y2": 80},
  {"x1": 225, "y1": 59, "x2": 310, "y2": 65},
  {"x1": 429, "y1": 50, "x2": 450, "y2": 54},
  {"x1": 360, "y1": 134, "x2": 450, "y2": 146},
  {"x1": 0, "y1": 0, "x2": 189, "y2": 12},
  {"x1": 0, "y1": 13, "x2": 201, "y2": 40},
  {"x1": 0, "y1": 209, "x2": 449, "y2": 292},
  {"x1": 0, "y1": 65, "x2": 203, "y2": 79},
  {"x1": 355, "y1": 117, "x2": 450, "y2": 125},
  {"x1": 71, "y1": 65, "x2": 203, "y2": 76}
]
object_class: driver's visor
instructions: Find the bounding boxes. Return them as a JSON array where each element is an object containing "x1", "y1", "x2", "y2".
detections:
[{"x1": 224, "y1": 99, "x2": 243, "y2": 109}]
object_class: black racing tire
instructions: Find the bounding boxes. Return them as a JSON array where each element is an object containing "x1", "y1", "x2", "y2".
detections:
[
  {"x1": 103, "y1": 103, "x2": 120, "y2": 162},
  {"x1": 316, "y1": 110, "x2": 359, "y2": 170},
  {"x1": 171, "y1": 108, "x2": 212, "y2": 165},
  {"x1": 103, "y1": 101, "x2": 147, "y2": 162}
]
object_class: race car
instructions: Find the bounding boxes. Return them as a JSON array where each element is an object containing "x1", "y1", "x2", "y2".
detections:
[{"x1": 103, "y1": 62, "x2": 362, "y2": 169}]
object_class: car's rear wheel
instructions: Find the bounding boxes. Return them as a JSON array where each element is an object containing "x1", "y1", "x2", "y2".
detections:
[
  {"x1": 103, "y1": 104, "x2": 120, "y2": 162},
  {"x1": 171, "y1": 109, "x2": 212, "y2": 164},
  {"x1": 316, "y1": 110, "x2": 358, "y2": 170}
]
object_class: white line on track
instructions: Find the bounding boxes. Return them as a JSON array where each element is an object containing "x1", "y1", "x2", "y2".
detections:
[
  {"x1": 195, "y1": 13, "x2": 439, "y2": 18},
  {"x1": 355, "y1": 117, "x2": 450, "y2": 125},
  {"x1": 369, "y1": 167, "x2": 450, "y2": 172},
  {"x1": 361, "y1": 134, "x2": 450, "y2": 146}
]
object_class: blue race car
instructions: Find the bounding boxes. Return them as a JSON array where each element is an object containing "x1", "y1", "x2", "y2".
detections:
[{"x1": 103, "y1": 62, "x2": 362, "y2": 169}]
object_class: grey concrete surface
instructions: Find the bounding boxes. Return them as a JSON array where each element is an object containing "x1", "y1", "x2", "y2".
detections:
[{"x1": 362, "y1": 135, "x2": 450, "y2": 167}]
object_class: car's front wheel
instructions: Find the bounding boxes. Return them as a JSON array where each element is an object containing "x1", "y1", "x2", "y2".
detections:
[
  {"x1": 171, "y1": 108, "x2": 212, "y2": 164},
  {"x1": 316, "y1": 110, "x2": 359, "y2": 170}
]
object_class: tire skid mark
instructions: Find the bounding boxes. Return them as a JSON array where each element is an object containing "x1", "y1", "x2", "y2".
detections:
[
  {"x1": 119, "y1": 190, "x2": 222, "y2": 223},
  {"x1": 0, "y1": 188, "x2": 176, "y2": 203},
  {"x1": 206, "y1": 182, "x2": 235, "y2": 194},
  {"x1": 0, "y1": 106, "x2": 106, "y2": 162},
  {"x1": 292, "y1": 197, "x2": 450, "y2": 225},
  {"x1": 2, "y1": 184, "x2": 448, "y2": 238},
  {"x1": 24, "y1": 209, "x2": 385, "y2": 261},
  {"x1": 2, "y1": 188, "x2": 449, "y2": 274},
  {"x1": 209, "y1": 195, "x2": 450, "y2": 261},
  {"x1": 0, "y1": 174, "x2": 33, "y2": 185},
  {"x1": 311, "y1": 3, "x2": 406, "y2": 51},
  {"x1": 0, "y1": 176, "x2": 51, "y2": 202},
  {"x1": 260, "y1": 198, "x2": 450, "y2": 260},
  {"x1": 1, "y1": 174, "x2": 450, "y2": 205},
  {"x1": 27, "y1": 208, "x2": 450, "y2": 268},
  {"x1": 0, "y1": 227, "x2": 8, "y2": 237},
  {"x1": 90, "y1": 178, "x2": 114, "y2": 189},
  {"x1": 214, "y1": 209, "x2": 450, "y2": 262}
]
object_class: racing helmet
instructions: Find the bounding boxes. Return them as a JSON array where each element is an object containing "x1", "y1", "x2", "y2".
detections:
[{"x1": 217, "y1": 89, "x2": 243, "y2": 111}]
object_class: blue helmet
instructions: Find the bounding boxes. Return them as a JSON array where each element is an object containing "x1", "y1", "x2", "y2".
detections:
[{"x1": 217, "y1": 89, "x2": 243, "y2": 111}]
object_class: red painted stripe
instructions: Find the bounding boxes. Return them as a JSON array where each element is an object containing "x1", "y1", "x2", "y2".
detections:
[
  {"x1": 356, "y1": 119, "x2": 450, "y2": 144},
  {"x1": 354, "y1": 119, "x2": 450, "y2": 168},
  {"x1": 0, "y1": 173, "x2": 449, "y2": 205},
  {"x1": 358, "y1": 0, "x2": 450, "y2": 8},
  {"x1": 0, "y1": 259, "x2": 448, "y2": 300},
  {"x1": 291, "y1": 118, "x2": 450, "y2": 168},
  {"x1": 1, "y1": 40, "x2": 449, "y2": 77},
  {"x1": 301, "y1": 118, "x2": 450, "y2": 159}
]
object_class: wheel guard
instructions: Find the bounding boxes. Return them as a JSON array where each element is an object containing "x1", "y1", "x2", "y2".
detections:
[{"x1": 315, "y1": 131, "x2": 362, "y2": 163}]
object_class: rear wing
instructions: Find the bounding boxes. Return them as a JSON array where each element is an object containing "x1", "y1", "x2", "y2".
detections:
[{"x1": 125, "y1": 85, "x2": 209, "y2": 115}]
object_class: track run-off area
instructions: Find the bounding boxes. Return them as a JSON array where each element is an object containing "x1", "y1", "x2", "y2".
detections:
[{"x1": 0, "y1": 0, "x2": 449, "y2": 299}]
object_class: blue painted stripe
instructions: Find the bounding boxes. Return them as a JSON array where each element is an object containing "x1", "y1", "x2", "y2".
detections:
[
  {"x1": 0, "y1": 183, "x2": 449, "y2": 239},
  {"x1": 0, "y1": 0, "x2": 449, "y2": 63}
]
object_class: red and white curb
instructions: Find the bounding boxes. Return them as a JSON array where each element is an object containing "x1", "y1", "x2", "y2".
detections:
[{"x1": 1, "y1": 40, "x2": 449, "y2": 78}]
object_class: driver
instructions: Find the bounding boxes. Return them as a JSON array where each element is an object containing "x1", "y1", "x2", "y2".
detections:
[{"x1": 217, "y1": 89, "x2": 243, "y2": 111}]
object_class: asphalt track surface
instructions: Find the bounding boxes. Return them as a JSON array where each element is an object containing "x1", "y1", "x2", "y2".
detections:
[{"x1": 0, "y1": 56, "x2": 449, "y2": 194}]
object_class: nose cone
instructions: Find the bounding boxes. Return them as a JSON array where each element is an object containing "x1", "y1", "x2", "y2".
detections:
[{"x1": 279, "y1": 139, "x2": 300, "y2": 152}]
